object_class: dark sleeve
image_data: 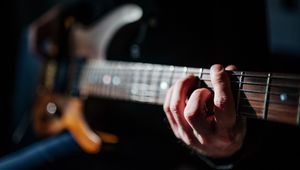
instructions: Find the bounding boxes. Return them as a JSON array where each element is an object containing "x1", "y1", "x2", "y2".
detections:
[
  {"x1": 195, "y1": 119, "x2": 263, "y2": 170},
  {"x1": 196, "y1": 144, "x2": 247, "y2": 170},
  {"x1": 205, "y1": 120, "x2": 300, "y2": 170}
]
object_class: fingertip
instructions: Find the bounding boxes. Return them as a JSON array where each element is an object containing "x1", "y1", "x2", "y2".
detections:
[
  {"x1": 225, "y1": 65, "x2": 237, "y2": 71},
  {"x1": 210, "y1": 64, "x2": 228, "y2": 87},
  {"x1": 210, "y1": 64, "x2": 224, "y2": 73},
  {"x1": 184, "y1": 88, "x2": 211, "y2": 122}
]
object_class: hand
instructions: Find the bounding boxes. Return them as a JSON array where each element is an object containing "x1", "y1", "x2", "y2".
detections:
[
  {"x1": 28, "y1": 5, "x2": 71, "y2": 58},
  {"x1": 163, "y1": 64, "x2": 246, "y2": 158}
]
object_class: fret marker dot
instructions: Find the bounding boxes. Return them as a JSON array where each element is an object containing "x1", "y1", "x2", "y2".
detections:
[
  {"x1": 183, "y1": 67, "x2": 188, "y2": 74},
  {"x1": 102, "y1": 75, "x2": 111, "y2": 85},
  {"x1": 112, "y1": 76, "x2": 121, "y2": 85},
  {"x1": 169, "y1": 66, "x2": 174, "y2": 71},
  {"x1": 160, "y1": 82, "x2": 168, "y2": 90},
  {"x1": 131, "y1": 87, "x2": 138, "y2": 95},
  {"x1": 280, "y1": 93, "x2": 288, "y2": 102}
]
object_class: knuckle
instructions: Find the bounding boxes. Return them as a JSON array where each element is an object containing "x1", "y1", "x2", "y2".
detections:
[
  {"x1": 191, "y1": 89, "x2": 202, "y2": 96},
  {"x1": 180, "y1": 130, "x2": 193, "y2": 146},
  {"x1": 175, "y1": 79, "x2": 185, "y2": 88},
  {"x1": 184, "y1": 138, "x2": 193, "y2": 146},
  {"x1": 184, "y1": 108, "x2": 197, "y2": 122},
  {"x1": 163, "y1": 104, "x2": 171, "y2": 114},
  {"x1": 170, "y1": 102, "x2": 181, "y2": 114},
  {"x1": 175, "y1": 75, "x2": 194, "y2": 88},
  {"x1": 191, "y1": 88, "x2": 211, "y2": 100},
  {"x1": 183, "y1": 110, "x2": 193, "y2": 121},
  {"x1": 213, "y1": 73, "x2": 225, "y2": 85},
  {"x1": 214, "y1": 96, "x2": 228, "y2": 108}
]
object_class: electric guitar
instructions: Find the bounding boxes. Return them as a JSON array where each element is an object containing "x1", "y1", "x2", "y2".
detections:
[{"x1": 31, "y1": 4, "x2": 300, "y2": 154}]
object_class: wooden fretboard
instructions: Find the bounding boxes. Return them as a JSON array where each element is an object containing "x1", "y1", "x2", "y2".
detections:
[{"x1": 79, "y1": 60, "x2": 300, "y2": 126}]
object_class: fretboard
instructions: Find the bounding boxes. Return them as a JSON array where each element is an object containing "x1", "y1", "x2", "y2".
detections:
[{"x1": 79, "y1": 60, "x2": 300, "y2": 126}]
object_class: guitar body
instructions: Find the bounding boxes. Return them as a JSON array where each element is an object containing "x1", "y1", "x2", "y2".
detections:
[
  {"x1": 28, "y1": 4, "x2": 143, "y2": 153},
  {"x1": 21, "y1": 3, "x2": 300, "y2": 156}
]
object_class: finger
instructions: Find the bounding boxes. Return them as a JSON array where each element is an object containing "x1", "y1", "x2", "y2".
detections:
[
  {"x1": 170, "y1": 75, "x2": 197, "y2": 144},
  {"x1": 184, "y1": 88, "x2": 213, "y2": 144},
  {"x1": 225, "y1": 65, "x2": 237, "y2": 71},
  {"x1": 210, "y1": 64, "x2": 235, "y2": 128},
  {"x1": 163, "y1": 86, "x2": 180, "y2": 138}
]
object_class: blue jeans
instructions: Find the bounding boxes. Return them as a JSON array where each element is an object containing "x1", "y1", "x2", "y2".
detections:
[
  {"x1": 0, "y1": 29, "x2": 85, "y2": 170},
  {"x1": 0, "y1": 132, "x2": 82, "y2": 170}
]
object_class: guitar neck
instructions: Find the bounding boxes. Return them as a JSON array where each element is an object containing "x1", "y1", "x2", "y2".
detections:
[{"x1": 79, "y1": 60, "x2": 300, "y2": 126}]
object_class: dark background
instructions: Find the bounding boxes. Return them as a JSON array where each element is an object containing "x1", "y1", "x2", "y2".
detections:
[{"x1": 1, "y1": 0, "x2": 300, "y2": 169}]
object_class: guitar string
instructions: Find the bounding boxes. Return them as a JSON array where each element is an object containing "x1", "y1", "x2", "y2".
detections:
[
  {"x1": 83, "y1": 62, "x2": 300, "y2": 89},
  {"x1": 81, "y1": 65, "x2": 297, "y2": 95},
  {"x1": 77, "y1": 62, "x2": 299, "y2": 123},
  {"x1": 82, "y1": 81, "x2": 299, "y2": 107},
  {"x1": 83, "y1": 60, "x2": 300, "y2": 80},
  {"x1": 82, "y1": 67, "x2": 300, "y2": 96},
  {"x1": 79, "y1": 63, "x2": 300, "y2": 109}
]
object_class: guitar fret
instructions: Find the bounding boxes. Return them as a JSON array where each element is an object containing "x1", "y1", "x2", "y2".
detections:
[
  {"x1": 154, "y1": 65, "x2": 163, "y2": 104},
  {"x1": 149, "y1": 65, "x2": 157, "y2": 103},
  {"x1": 131, "y1": 64, "x2": 140, "y2": 100},
  {"x1": 102, "y1": 66, "x2": 107, "y2": 96},
  {"x1": 123, "y1": 66, "x2": 129, "y2": 100},
  {"x1": 110, "y1": 63, "x2": 116, "y2": 98},
  {"x1": 155, "y1": 66, "x2": 174, "y2": 104},
  {"x1": 124, "y1": 63, "x2": 130, "y2": 99},
  {"x1": 199, "y1": 68, "x2": 203, "y2": 79},
  {"x1": 169, "y1": 65, "x2": 175, "y2": 87},
  {"x1": 112, "y1": 64, "x2": 117, "y2": 98},
  {"x1": 122, "y1": 66, "x2": 126, "y2": 99},
  {"x1": 183, "y1": 67, "x2": 188, "y2": 75},
  {"x1": 107, "y1": 64, "x2": 113, "y2": 97},
  {"x1": 263, "y1": 73, "x2": 272, "y2": 120},
  {"x1": 78, "y1": 60, "x2": 300, "y2": 126},
  {"x1": 196, "y1": 68, "x2": 203, "y2": 88},
  {"x1": 140, "y1": 65, "x2": 147, "y2": 102},
  {"x1": 139, "y1": 64, "x2": 146, "y2": 102},
  {"x1": 236, "y1": 72, "x2": 244, "y2": 115},
  {"x1": 172, "y1": 67, "x2": 181, "y2": 84}
]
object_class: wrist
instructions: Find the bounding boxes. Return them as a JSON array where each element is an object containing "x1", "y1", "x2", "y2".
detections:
[
  {"x1": 195, "y1": 117, "x2": 247, "y2": 158},
  {"x1": 194, "y1": 118, "x2": 248, "y2": 169}
]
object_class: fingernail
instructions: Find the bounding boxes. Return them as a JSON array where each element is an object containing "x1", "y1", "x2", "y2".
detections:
[{"x1": 211, "y1": 64, "x2": 224, "y2": 73}]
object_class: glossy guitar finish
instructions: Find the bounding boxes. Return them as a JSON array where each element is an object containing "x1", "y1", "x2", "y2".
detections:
[
  {"x1": 32, "y1": 4, "x2": 142, "y2": 154},
  {"x1": 31, "y1": 3, "x2": 300, "y2": 154}
]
